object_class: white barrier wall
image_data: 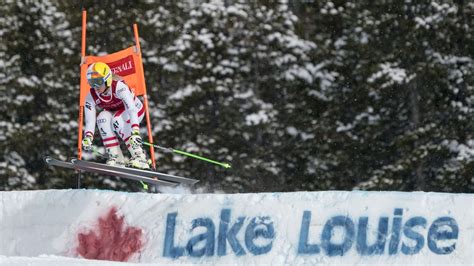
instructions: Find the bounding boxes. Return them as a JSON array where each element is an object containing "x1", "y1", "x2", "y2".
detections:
[{"x1": 0, "y1": 190, "x2": 472, "y2": 265}]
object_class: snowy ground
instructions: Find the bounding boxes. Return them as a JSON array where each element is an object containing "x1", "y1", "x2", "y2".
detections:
[
  {"x1": 0, "y1": 255, "x2": 146, "y2": 266},
  {"x1": 0, "y1": 189, "x2": 472, "y2": 265}
]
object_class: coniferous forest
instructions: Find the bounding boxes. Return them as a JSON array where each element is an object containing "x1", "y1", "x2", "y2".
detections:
[{"x1": 1, "y1": 1, "x2": 472, "y2": 193}]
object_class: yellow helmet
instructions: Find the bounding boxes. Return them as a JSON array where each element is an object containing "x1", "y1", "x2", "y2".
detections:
[{"x1": 86, "y1": 62, "x2": 112, "y2": 88}]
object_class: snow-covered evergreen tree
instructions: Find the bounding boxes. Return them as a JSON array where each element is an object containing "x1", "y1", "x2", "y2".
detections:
[
  {"x1": 156, "y1": 1, "x2": 330, "y2": 191},
  {"x1": 1, "y1": 0, "x2": 471, "y2": 193},
  {"x1": 0, "y1": 0, "x2": 76, "y2": 190},
  {"x1": 295, "y1": 1, "x2": 473, "y2": 192}
]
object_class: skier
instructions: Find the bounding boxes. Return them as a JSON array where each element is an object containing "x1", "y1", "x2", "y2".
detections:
[{"x1": 81, "y1": 62, "x2": 150, "y2": 170}]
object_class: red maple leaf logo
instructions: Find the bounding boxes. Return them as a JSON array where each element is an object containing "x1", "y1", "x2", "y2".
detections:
[{"x1": 76, "y1": 207, "x2": 144, "y2": 262}]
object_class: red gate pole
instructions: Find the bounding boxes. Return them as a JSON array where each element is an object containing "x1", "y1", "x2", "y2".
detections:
[{"x1": 133, "y1": 24, "x2": 156, "y2": 169}]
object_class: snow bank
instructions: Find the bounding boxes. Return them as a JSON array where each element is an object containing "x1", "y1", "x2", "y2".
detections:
[{"x1": 0, "y1": 190, "x2": 472, "y2": 265}]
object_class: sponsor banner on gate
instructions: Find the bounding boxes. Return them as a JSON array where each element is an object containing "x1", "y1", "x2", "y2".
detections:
[
  {"x1": 0, "y1": 190, "x2": 472, "y2": 265},
  {"x1": 107, "y1": 55, "x2": 136, "y2": 77}
]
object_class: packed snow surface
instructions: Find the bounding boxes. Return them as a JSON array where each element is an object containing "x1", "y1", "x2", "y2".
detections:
[{"x1": 0, "y1": 189, "x2": 472, "y2": 265}]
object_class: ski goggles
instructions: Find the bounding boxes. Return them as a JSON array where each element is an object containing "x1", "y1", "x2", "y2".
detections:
[{"x1": 88, "y1": 77, "x2": 105, "y2": 89}]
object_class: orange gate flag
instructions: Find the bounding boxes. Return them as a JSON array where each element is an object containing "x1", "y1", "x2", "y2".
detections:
[{"x1": 78, "y1": 10, "x2": 156, "y2": 169}]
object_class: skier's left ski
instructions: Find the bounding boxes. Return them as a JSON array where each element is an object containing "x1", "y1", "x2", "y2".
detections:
[
  {"x1": 44, "y1": 156, "x2": 75, "y2": 169},
  {"x1": 45, "y1": 156, "x2": 177, "y2": 186},
  {"x1": 73, "y1": 159, "x2": 199, "y2": 185},
  {"x1": 71, "y1": 159, "x2": 178, "y2": 187},
  {"x1": 45, "y1": 156, "x2": 199, "y2": 187}
]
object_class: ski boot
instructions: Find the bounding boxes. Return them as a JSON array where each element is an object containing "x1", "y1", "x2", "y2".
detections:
[
  {"x1": 127, "y1": 142, "x2": 151, "y2": 170},
  {"x1": 106, "y1": 146, "x2": 125, "y2": 167}
]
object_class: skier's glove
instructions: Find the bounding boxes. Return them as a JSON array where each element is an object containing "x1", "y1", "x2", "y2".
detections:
[
  {"x1": 82, "y1": 133, "x2": 93, "y2": 151},
  {"x1": 129, "y1": 127, "x2": 142, "y2": 148}
]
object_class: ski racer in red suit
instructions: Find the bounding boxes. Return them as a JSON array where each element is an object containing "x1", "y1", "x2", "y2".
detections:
[{"x1": 81, "y1": 62, "x2": 150, "y2": 169}]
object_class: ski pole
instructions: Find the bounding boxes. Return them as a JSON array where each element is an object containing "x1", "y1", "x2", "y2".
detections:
[{"x1": 142, "y1": 141, "x2": 232, "y2": 169}]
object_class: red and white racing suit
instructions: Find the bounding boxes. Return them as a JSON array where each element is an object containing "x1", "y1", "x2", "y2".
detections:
[{"x1": 84, "y1": 80, "x2": 145, "y2": 150}]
